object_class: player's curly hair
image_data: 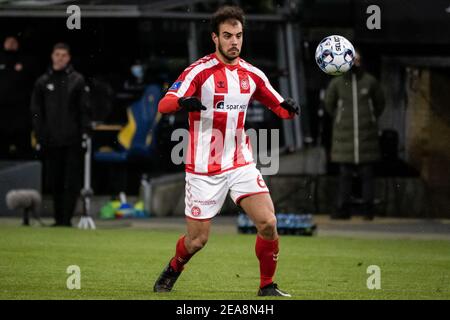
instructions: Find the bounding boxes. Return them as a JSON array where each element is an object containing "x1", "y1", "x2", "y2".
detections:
[{"x1": 211, "y1": 5, "x2": 245, "y2": 35}]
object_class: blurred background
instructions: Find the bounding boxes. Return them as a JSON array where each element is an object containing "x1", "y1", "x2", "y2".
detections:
[{"x1": 0, "y1": 0, "x2": 449, "y2": 221}]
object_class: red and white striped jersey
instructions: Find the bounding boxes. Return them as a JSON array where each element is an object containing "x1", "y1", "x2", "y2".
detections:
[{"x1": 160, "y1": 53, "x2": 294, "y2": 175}]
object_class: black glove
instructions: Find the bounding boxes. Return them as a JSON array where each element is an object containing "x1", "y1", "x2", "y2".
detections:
[
  {"x1": 280, "y1": 98, "x2": 300, "y2": 115},
  {"x1": 178, "y1": 97, "x2": 207, "y2": 112}
]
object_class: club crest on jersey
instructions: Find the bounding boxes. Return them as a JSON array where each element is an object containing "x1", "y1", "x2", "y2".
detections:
[
  {"x1": 191, "y1": 206, "x2": 201, "y2": 217},
  {"x1": 240, "y1": 78, "x2": 249, "y2": 90},
  {"x1": 169, "y1": 81, "x2": 182, "y2": 91}
]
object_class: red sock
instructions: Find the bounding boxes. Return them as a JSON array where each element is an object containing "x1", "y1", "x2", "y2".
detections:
[
  {"x1": 255, "y1": 235, "x2": 279, "y2": 288},
  {"x1": 169, "y1": 235, "x2": 194, "y2": 272}
]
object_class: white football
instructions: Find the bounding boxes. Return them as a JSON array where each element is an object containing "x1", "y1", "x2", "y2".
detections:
[{"x1": 315, "y1": 35, "x2": 355, "y2": 76}]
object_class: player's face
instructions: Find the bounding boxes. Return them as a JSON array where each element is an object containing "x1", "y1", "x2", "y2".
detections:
[
  {"x1": 212, "y1": 20, "x2": 243, "y2": 63},
  {"x1": 51, "y1": 49, "x2": 71, "y2": 71}
]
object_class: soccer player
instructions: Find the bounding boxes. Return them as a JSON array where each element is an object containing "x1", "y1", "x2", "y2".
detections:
[{"x1": 154, "y1": 5, "x2": 299, "y2": 297}]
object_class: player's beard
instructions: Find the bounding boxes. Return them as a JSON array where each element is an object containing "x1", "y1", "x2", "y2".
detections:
[{"x1": 218, "y1": 41, "x2": 240, "y2": 63}]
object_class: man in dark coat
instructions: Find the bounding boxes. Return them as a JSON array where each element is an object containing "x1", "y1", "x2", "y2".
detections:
[
  {"x1": 31, "y1": 43, "x2": 91, "y2": 226},
  {"x1": 0, "y1": 36, "x2": 35, "y2": 159},
  {"x1": 324, "y1": 50, "x2": 385, "y2": 220}
]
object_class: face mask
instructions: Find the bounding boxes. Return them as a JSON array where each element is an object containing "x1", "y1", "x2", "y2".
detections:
[{"x1": 131, "y1": 64, "x2": 143, "y2": 80}]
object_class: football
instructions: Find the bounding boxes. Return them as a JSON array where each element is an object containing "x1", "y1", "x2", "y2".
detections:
[{"x1": 315, "y1": 35, "x2": 355, "y2": 76}]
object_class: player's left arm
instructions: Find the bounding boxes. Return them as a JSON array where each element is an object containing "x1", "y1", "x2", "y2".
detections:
[{"x1": 250, "y1": 71, "x2": 299, "y2": 119}]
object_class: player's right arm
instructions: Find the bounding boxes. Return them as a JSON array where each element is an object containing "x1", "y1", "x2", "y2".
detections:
[
  {"x1": 158, "y1": 67, "x2": 206, "y2": 114},
  {"x1": 248, "y1": 66, "x2": 299, "y2": 119}
]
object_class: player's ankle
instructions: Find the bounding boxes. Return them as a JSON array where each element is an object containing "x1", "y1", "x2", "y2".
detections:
[
  {"x1": 169, "y1": 257, "x2": 184, "y2": 272},
  {"x1": 260, "y1": 279, "x2": 273, "y2": 288}
]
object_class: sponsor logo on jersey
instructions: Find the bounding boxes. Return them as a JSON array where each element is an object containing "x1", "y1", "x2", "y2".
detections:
[
  {"x1": 169, "y1": 81, "x2": 182, "y2": 91},
  {"x1": 215, "y1": 101, "x2": 247, "y2": 111},
  {"x1": 215, "y1": 100, "x2": 225, "y2": 110},
  {"x1": 225, "y1": 104, "x2": 247, "y2": 111},
  {"x1": 191, "y1": 206, "x2": 201, "y2": 217},
  {"x1": 214, "y1": 100, "x2": 247, "y2": 111},
  {"x1": 194, "y1": 199, "x2": 217, "y2": 206}
]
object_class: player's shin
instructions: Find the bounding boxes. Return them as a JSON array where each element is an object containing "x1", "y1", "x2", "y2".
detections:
[
  {"x1": 255, "y1": 235, "x2": 279, "y2": 288},
  {"x1": 169, "y1": 235, "x2": 195, "y2": 272}
]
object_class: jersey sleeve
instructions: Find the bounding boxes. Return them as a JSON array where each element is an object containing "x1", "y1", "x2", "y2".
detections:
[
  {"x1": 159, "y1": 65, "x2": 201, "y2": 114},
  {"x1": 158, "y1": 94, "x2": 180, "y2": 114},
  {"x1": 165, "y1": 66, "x2": 200, "y2": 98},
  {"x1": 249, "y1": 69, "x2": 294, "y2": 119}
]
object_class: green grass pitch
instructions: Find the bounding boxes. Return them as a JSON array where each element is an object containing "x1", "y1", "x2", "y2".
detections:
[{"x1": 0, "y1": 224, "x2": 449, "y2": 300}]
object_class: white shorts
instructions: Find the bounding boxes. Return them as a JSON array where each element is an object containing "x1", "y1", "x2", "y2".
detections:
[{"x1": 185, "y1": 164, "x2": 270, "y2": 220}]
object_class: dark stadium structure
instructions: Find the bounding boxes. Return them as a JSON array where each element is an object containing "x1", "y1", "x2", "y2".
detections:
[{"x1": 0, "y1": 0, "x2": 449, "y2": 218}]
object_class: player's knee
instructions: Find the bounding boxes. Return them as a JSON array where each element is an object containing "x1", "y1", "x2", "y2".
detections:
[
  {"x1": 189, "y1": 236, "x2": 208, "y2": 252},
  {"x1": 257, "y1": 215, "x2": 277, "y2": 236}
]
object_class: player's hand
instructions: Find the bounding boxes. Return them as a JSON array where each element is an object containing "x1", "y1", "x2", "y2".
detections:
[
  {"x1": 280, "y1": 98, "x2": 300, "y2": 115},
  {"x1": 178, "y1": 97, "x2": 207, "y2": 112}
]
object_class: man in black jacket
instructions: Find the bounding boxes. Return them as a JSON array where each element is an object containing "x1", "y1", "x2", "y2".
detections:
[
  {"x1": 31, "y1": 43, "x2": 90, "y2": 227},
  {"x1": 0, "y1": 36, "x2": 35, "y2": 159}
]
